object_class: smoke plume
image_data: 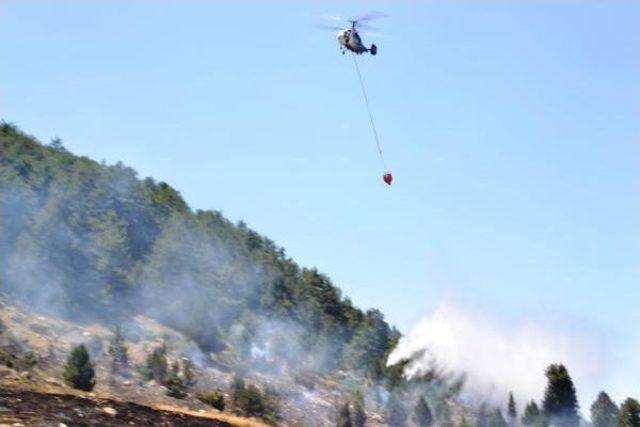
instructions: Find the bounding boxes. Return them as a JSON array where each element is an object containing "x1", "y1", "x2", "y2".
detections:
[{"x1": 388, "y1": 301, "x2": 604, "y2": 411}]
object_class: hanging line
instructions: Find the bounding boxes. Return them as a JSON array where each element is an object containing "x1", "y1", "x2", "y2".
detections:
[{"x1": 351, "y1": 53, "x2": 387, "y2": 171}]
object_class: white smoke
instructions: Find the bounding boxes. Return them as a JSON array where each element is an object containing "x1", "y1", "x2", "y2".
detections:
[{"x1": 388, "y1": 301, "x2": 604, "y2": 411}]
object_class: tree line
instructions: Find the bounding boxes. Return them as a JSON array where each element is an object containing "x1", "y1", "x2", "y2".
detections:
[
  {"x1": 0, "y1": 122, "x2": 399, "y2": 381},
  {"x1": 332, "y1": 363, "x2": 639, "y2": 427}
]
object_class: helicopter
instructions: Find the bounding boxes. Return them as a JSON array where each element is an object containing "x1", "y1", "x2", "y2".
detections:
[
  {"x1": 338, "y1": 21, "x2": 377, "y2": 55},
  {"x1": 317, "y1": 12, "x2": 394, "y2": 185},
  {"x1": 316, "y1": 12, "x2": 385, "y2": 55}
]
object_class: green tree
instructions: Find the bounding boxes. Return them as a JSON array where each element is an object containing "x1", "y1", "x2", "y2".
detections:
[
  {"x1": 542, "y1": 364, "x2": 579, "y2": 427},
  {"x1": 352, "y1": 391, "x2": 366, "y2": 427},
  {"x1": 49, "y1": 137, "x2": 66, "y2": 151},
  {"x1": 337, "y1": 401, "x2": 353, "y2": 427},
  {"x1": 343, "y1": 309, "x2": 395, "y2": 380},
  {"x1": 508, "y1": 392, "x2": 517, "y2": 423},
  {"x1": 477, "y1": 404, "x2": 489, "y2": 427},
  {"x1": 618, "y1": 398, "x2": 640, "y2": 427},
  {"x1": 108, "y1": 325, "x2": 128, "y2": 375},
  {"x1": 196, "y1": 390, "x2": 225, "y2": 411},
  {"x1": 413, "y1": 396, "x2": 434, "y2": 427},
  {"x1": 231, "y1": 375, "x2": 245, "y2": 397},
  {"x1": 386, "y1": 394, "x2": 408, "y2": 427},
  {"x1": 489, "y1": 409, "x2": 508, "y2": 427},
  {"x1": 460, "y1": 416, "x2": 471, "y2": 427},
  {"x1": 143, "y1": 343, "x2": 168, "y2": 384},
  {"x1": 165, "y1": 361, "x2": 187, "y2": 399},
  {"x1": 522, "y1": 401, "x2": 546, "y2": 427},
  {"x1": 182, "y1": 359, "x2": 196, "y2": 387},
  {"x1": 63, "y1": 344, "x2": 95, "y2": 391},
  {"x1": 231, "y1": 376, "x2": 279, "y2": 423},
  {"x1": 590, "y1": 391, "x2": 618, "y2": 427}
]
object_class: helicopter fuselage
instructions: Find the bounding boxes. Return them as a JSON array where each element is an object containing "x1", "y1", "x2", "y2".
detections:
[{"x1": 337, "y1": 29, "x2": 377, "y2": 55}]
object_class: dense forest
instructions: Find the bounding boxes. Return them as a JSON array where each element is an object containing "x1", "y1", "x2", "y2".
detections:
[{"x1": 0, "y1": 122, "x2": 399, "y2": 381}]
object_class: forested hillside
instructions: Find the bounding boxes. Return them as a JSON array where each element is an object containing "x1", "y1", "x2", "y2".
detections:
[{"x1": 0, "y1": 122, "x2": 399, "y2": 380}]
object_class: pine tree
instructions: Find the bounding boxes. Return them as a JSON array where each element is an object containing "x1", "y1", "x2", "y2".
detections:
[
  {"x1": 49, "y1": 137, "x2": 66, "y2": 151},
  {"x1": 460, "y1": 416, "x2": 471, "y2": 427},
  {"x1": 165, "y1": 361, "x2": 187, "y2": 399},
  {"x1": 542, "y1": 364, "x2": 579, "y2": 427},
  {"x1": 477, "y1": 404, "x2": 490, "y2": 427},
  {"x1": 386, "y1": 394, "x2": 408, "y2": 427},
  {"x1": 352, "y1": 391, "x2": 366, "y2": 427},
  {"x1": 63, "y1": 344, "x2": 95, "y2": 391},
  {"x1": 508, "y1": 393, "x2": 517, "y2": 423},
  {"x1": 143, "y1": 343, "x2": 168, "y2": 384},
  {"x1": 590, "y1": 391, "x2": 618, "y2": 427},
  {"x1": 337, "y1": 401, "x2": 353, "y2": 427},
  {"x1": 522, "y1": 401, "x2": 546, "y2": 427},
  {"x1": 182, "y1": 359, "x2": 196, "y2": 387},
  {"x1": 489, "y1": 409, "x2": 508, "y2": 427},
  {"x1": 618, "y1": 398, "x2": 640, "y2": 427},
  {"x1": 108, "y1": 326, "x2": 128, "y2": 375},
  {"x1": 429, "y1": 396, "x2": 454, "y2": 427},
  {"x1": 413, "y1": 396, "x2": 434, "y2": 427}
]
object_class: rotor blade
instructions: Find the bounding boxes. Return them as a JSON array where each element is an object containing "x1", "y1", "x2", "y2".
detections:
[
  {"x1": 314, "y1": 14, "x2": 346, "y2": 23},
  {"x1": 363, "y1": 31, "x2": 385, "y2": 38},
  {"x1": 314, "y1": 24, "x2": 344, "y2": 31},
  {"x1": 354, "y1": 22, "x2": 379, "y2": 31},
  {"x1": 353, "y1": 11, "x2": 388, "y2": 22}
]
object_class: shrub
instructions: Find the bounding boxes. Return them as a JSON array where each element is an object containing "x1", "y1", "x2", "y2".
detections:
[
  {"x1": 141, "y1": 343, "x2": 168, "y2": 384},
  {"x1": 63, "y1": 344, "x2": 95, "y2": 391},
  {"x1": 196, "y1": 390, "x2": 226, "y2": 411},
  {"x1": 182, "y1": 359, "x2": 196, "y2": 387},
  {"x1": 165, "y1": 361, "x2": 187, "y2": 399},
  {"x1": 108, "y1": 326, "x2": 129, "y2": 375},
  {"x1": 231, "y1": 376, "x2": 279, "y2": 424},
  {"x1": 16, "y1": 351, "x2": 38, "y2": 371}
]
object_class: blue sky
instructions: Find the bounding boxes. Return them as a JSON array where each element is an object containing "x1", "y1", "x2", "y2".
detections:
[{"x1": 2, "y1": 1, "x2": 639, "y2": 404}]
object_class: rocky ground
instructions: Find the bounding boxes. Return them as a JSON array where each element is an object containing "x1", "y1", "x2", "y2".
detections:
[{"x1": 0, "y1": 296, "x2": 387, "y2": 426}]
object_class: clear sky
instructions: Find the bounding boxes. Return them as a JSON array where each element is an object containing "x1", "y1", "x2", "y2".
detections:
[{"x1": 2, "y1": 1, "x2": 639, "y2": 405}]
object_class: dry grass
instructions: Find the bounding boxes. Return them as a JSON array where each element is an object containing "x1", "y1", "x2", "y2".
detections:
[{"x1": 155, "y1": 404, "x2": 269, "y2": 427}]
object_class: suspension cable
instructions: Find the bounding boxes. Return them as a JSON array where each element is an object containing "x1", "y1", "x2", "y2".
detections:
[{"x1": 351, "y1": 53, "x2": 387, "y2": 170}]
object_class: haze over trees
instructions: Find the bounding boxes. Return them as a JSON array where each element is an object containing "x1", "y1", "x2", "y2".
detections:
[
  {"x1": 413, "y1": 396, "x2": 434, "y2": 427},
  {"x1": 386, "y1": 394, "x2": 408, "y2": 427},
  {"x1": 0, "y1": 123, "x2": 399, "y2": 382},
  {"x1": 517, "y1": 366, "x2": 638, "y2": 427},
  {"x1": 108, "y1": 326, "x2": 128, "y2": 375},
  {"x1": 591, "y1": 391, "x2": 620, "y2": 427},
  {"x1": 508, "y1": 392, "x2": 517, "y2": 425},
  {"x1": 3, "y1": 123, "x2": 638, "y2": 426},
  {"x1": 522, "y1": 401, "x2": 544, "y2": 427}
]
